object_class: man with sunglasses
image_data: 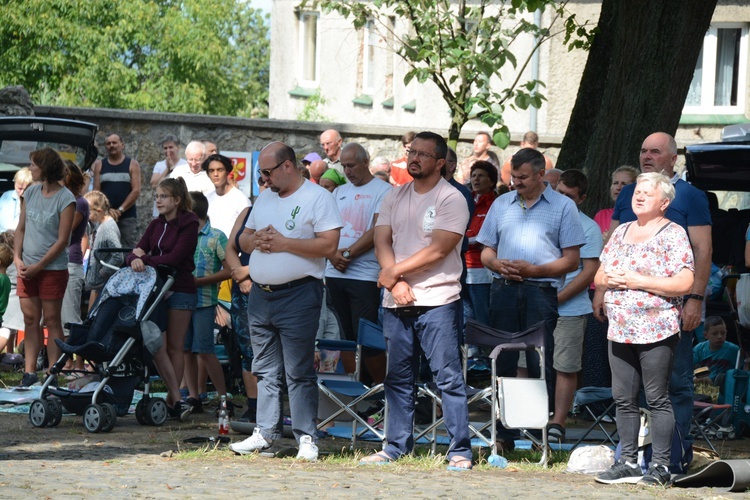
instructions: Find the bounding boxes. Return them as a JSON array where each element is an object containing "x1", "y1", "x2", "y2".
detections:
[
  {"x1": 232, "y1": 141, "x2": 342, "y2": 462},
  {"x1": 361, "y1": 131, "x2": 473, "y2": 470}
]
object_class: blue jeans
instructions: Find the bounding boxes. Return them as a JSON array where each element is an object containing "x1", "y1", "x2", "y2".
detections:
[
  {"x1": 670, "y1": 329, "x2": 695, "y2": 445},
  {"x1": 231, "y1": 291, "x2": 253, "y2": 371},
  {"x1": 464, "y1": 283, "x2": 491, "y2": 327},
  {"x1": 248, "y1": 280, "x2": 323, "y2": 443},
  {"x1": 488, "y1": 280, "x2": 558, "y2": 383},
  {"x1": 382, "y1": 301, "x2": 471, "y2": 462}
]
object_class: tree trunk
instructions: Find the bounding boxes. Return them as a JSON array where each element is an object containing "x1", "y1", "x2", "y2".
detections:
[{"x1": 557, "y1": 0, "x2": 719, "y2": 216}]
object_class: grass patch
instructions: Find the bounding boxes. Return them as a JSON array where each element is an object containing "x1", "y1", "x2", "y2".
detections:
[{"x1": 171, "y1": 441, "x2": 570, "y2": 472}]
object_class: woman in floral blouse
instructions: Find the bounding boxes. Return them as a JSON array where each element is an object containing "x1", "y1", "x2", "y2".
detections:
[{"x1": 594, "y1": 172, "x2": 694, "y2": 487}]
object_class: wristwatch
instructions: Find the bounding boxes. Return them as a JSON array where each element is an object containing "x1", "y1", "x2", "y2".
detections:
[
  {"x1": 342, "y1": 250, "x2": 351, "y2": 259},
  {"x1": 686, "y1": 293, "x2": 705, "y2": 302},
  {"x1": 118, "y1": 206, "x2": 124, "y2": 212}
]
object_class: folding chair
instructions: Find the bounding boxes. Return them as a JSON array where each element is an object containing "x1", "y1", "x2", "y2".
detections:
[
  {"x1": 569, "y1": 387, "x2": 618, "y2": 450},
  {"x1": 463, "y1": 319, "x2": 551, "y2": 466},
  {"x1": 316, "y1": 318, "x2": 387, "y2": 449},
  {"x1": 690, "y1": 349, "x2": 744, "y2": 455}
]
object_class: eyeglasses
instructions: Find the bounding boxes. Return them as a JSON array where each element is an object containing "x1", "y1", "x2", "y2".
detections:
[
  {"x1": 406, "y1": 149, "x2": 440, "y2": 161},
  {"x1": 259, "y1": 159, "x2": 286, "y2": 177},
  {"x1": 154, "y1": 194, "x2": 173, "y2": 200}
]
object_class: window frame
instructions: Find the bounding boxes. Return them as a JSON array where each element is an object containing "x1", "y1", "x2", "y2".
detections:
[
  {"x1": 298, "y1": 11, "x2": 321, "y2": 88},
  {"x1": 684, "y1": 23, "x2": 748, "y2": 115}
]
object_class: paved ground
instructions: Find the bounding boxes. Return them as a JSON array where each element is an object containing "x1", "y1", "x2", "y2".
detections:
[{"x1": 0, "y1": 409, "x2": 744, "y2": 499}]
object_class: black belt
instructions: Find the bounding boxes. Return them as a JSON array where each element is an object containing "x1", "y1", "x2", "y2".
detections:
[
  {"x1": 393, "y1": 305, "x2": 439, "y2": 318},
  {"x1": 256, "y1": 276, "x2": 319, "y2": 293},
  {"x1": 495, "y1": 278, "x2": 552, "y2": 288}
]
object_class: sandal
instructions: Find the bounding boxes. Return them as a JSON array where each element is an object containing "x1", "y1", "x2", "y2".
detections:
[
  {"x1": 359, "y1": 451, "x2": 394, "y2": 465},
  {"x1": 547, "y1": 423, "x2": 566, "y2": 441},
  {"x1": 447, "y1": 456, "x2": 473, "y2": 471}
]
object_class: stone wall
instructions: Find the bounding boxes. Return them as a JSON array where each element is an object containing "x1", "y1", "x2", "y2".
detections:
[{"x1": 35, "y1": 105, "x2": 547, "y2": 234}]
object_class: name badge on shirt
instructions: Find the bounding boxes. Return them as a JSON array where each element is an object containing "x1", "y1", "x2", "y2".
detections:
[{"x1": 422, "y1": 206, "x2": 436, "y2": 233}]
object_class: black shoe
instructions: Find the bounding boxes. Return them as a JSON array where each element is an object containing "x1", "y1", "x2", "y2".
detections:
[
  {"x1": 639, "y1": 464, "x2": 671, "y2": 487},
  {"x1": 168, "y1": 401, "x2": 193, "y2": 422},
  {"x1": 186, "y1": 397, "x2": 203, "y2": 414},
  {"x1": 19, "y1": 372, "x2": 39, "y2": 387},
  {"x1": 237, "y1": 406, "x2": 257, "y2": 423},
  {"x1": 595, "y1": 460, "x2": 643, "y2": 484}
]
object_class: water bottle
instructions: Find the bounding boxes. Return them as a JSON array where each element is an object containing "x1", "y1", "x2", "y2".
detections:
[
  {"x1": 487, "y1": 454, "x2": 508, "y2": 468},
  {"x1": 218, "y1": 395, "x2": 229, "y2": 435}
]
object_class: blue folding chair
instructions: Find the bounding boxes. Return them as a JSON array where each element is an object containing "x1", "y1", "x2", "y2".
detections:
[{"x1": 316, "y1": 318, "x2": 387, "y2": 449}]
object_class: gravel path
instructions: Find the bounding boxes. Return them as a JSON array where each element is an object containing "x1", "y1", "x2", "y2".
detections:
[{"x1": 0, "y1": 412, "x2": 740, "y2": 498}]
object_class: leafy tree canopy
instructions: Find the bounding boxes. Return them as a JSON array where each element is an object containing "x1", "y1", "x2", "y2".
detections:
[
  {"x1": 0, "y1": 0, "x2": 269, "y2": 117},
  {"x1": 310, "y1": 0, "x2": 593, "y2": 146}
]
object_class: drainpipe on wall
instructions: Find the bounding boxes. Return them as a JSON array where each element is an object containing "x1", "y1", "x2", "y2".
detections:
[{"x1": 529, "y1": 8, "x2": 541, "y2": 133}]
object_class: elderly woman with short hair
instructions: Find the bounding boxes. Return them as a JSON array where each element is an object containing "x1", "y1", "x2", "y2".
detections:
[{"x1": 594, "y1": 172, "x2": 694, "y2": 487}]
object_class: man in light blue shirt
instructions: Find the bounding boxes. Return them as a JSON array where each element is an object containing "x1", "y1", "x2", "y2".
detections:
[
  {"x1": 477, "y1": 148, "x2": 584, "y2": 450},
  {"x1": 546, "y1": 170, "x2": 602, "y2": 440}
]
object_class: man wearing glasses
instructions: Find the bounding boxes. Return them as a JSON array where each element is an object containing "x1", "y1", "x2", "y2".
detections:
[
  {"x1": 320, "y1": 129, "x2": 343, "y2": 174},
  {"x1": 169, "y1": 140, "x2": 214, "y2": 195},
  {"x1": 232, "y1": 141, "x2": 342, "y2": 462},
  {"x1": 476, "y1": 147, "x2": 584, "y2": 452},
  {"x1": 361, "y1": 131, "x2": 473, "y2": 470}
]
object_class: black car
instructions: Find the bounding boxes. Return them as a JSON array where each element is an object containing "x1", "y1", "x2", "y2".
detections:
[
  {"x1": 0, "y1": 116, "x2": 98, "y2": 191},
  {"x1": 686, "y1": 124, "x2": 750, "y2": 343}
]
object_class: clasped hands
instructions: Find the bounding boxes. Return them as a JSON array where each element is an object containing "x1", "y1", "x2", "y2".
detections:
[
  {"x1": 378, "y1": 265, "x2": 415, "y2": 305},
  {"x1": 253, "y1": 225, "x2": 287, "y2": 254},
  {"x1": 493, "y1": 258, "x2": 534, "y2": 282}
]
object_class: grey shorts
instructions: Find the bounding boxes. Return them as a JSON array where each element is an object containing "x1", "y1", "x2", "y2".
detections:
[
  {"x1": 552, "y1": 315, "x2": 587, "y2": 373},
  {"x1": 118, "y1": 217, "x2": 140, "y2": 249}
]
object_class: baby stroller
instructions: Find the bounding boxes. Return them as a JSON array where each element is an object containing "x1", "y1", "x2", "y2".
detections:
[{"x1": 28, "y1": 254, "x2": 177, "y2": 433}]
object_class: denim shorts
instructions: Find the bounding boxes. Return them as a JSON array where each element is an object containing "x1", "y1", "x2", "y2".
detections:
[
  {"x1": 184, "y1": 306, "x2": 215, "y2": 354},
  {"x1": 165, "y1": 291, "x2": 198, "y2": 311},
  {"x1": 152, "y1": 292, "x2": 198, "y2": 331}
]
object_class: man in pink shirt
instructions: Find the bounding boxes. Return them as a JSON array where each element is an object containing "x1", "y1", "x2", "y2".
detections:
[{"x1": 361, "y1": 131, "x2": 472, "y2": 470}]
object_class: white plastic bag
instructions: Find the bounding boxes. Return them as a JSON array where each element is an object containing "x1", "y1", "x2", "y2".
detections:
[
  {"x1": 737, "y1": 274, "x2": 750, "y2": 328},
  {"x1": 566, "y1": 445, "x2": 615, "y2": 474}
]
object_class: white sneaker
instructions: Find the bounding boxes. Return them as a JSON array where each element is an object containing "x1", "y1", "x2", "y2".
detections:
[
  {"x1": 296, "y1": 435, "x2": 318, "y2": 461},
  {"x1": 229, "y1": 427, "x2": 272, "y2": 455}
]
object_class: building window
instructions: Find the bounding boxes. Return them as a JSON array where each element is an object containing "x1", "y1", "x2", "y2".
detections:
[
  {"x1": 685, "y1": 24, "x2": 747, "y2": 114},
  {"x1": 363, "y1": 20, "x2": 378, "y2": 95},
  {"x1": 299, "y1": 12, "x2": 319, "y2": 86}
]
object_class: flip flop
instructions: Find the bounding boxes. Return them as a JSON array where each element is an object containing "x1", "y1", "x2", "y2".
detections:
[
  {"x1": 447, "y1": 456, "x2": 473, "y2": 472},
  {"x1": 359, "y1": 451, "x2": 394, "y2": 465},
  {"x1": 547, "y1": 423, "x2": 566, "y2": 441}
]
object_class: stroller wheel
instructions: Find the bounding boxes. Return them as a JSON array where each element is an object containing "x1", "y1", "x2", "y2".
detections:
[
  {"x1": 83, "y1": 404, "x2": 105, "y2": 433},
  {"x1": 135, "y1": 397, "x2": 149, "y2": 425},
  {"x1": 29, "y1": 399, "x2": 51, "y2": 428},
  {"x1": 47, "y1": 398, "x2": 63, "y2": 427},
  {"x1": 100, "y1": 403, "x2": 117, "y2": 432},
  {"x1": 146, "y1": 398, "x2": 168, "y2": 426}
]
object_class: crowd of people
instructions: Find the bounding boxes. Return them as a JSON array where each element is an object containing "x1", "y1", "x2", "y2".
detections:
[{"x1": 0, "y1": 127, "x2": 718, "y2": 485}]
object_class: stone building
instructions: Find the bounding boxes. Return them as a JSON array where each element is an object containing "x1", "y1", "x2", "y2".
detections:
[{"x1": 268, "y1": 0, "x2": 750, "y2": 162}]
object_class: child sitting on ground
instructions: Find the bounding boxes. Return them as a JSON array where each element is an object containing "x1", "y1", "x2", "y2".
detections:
[
  {"x1": 693, "y1": 316, "x2": 740, "y2": 386},
  {"x1": 183, "y1": 191, "x2": 231, "y2": 414}
]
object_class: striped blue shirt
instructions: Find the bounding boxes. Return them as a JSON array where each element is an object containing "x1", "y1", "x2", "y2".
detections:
[{"x1": 476, "y1": 184, "x2": 586, "y2": 288}]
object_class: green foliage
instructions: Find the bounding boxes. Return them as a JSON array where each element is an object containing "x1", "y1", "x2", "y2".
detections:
[
  {"x1": 308, "y1": 0, "x2": 593, "y2": 144},
  {"x1": 296, "y1": 88, "x2": 331, "y2": 122},
  {"x1": 0, "y1": 0, "x2": 270, "y2": 117}
]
